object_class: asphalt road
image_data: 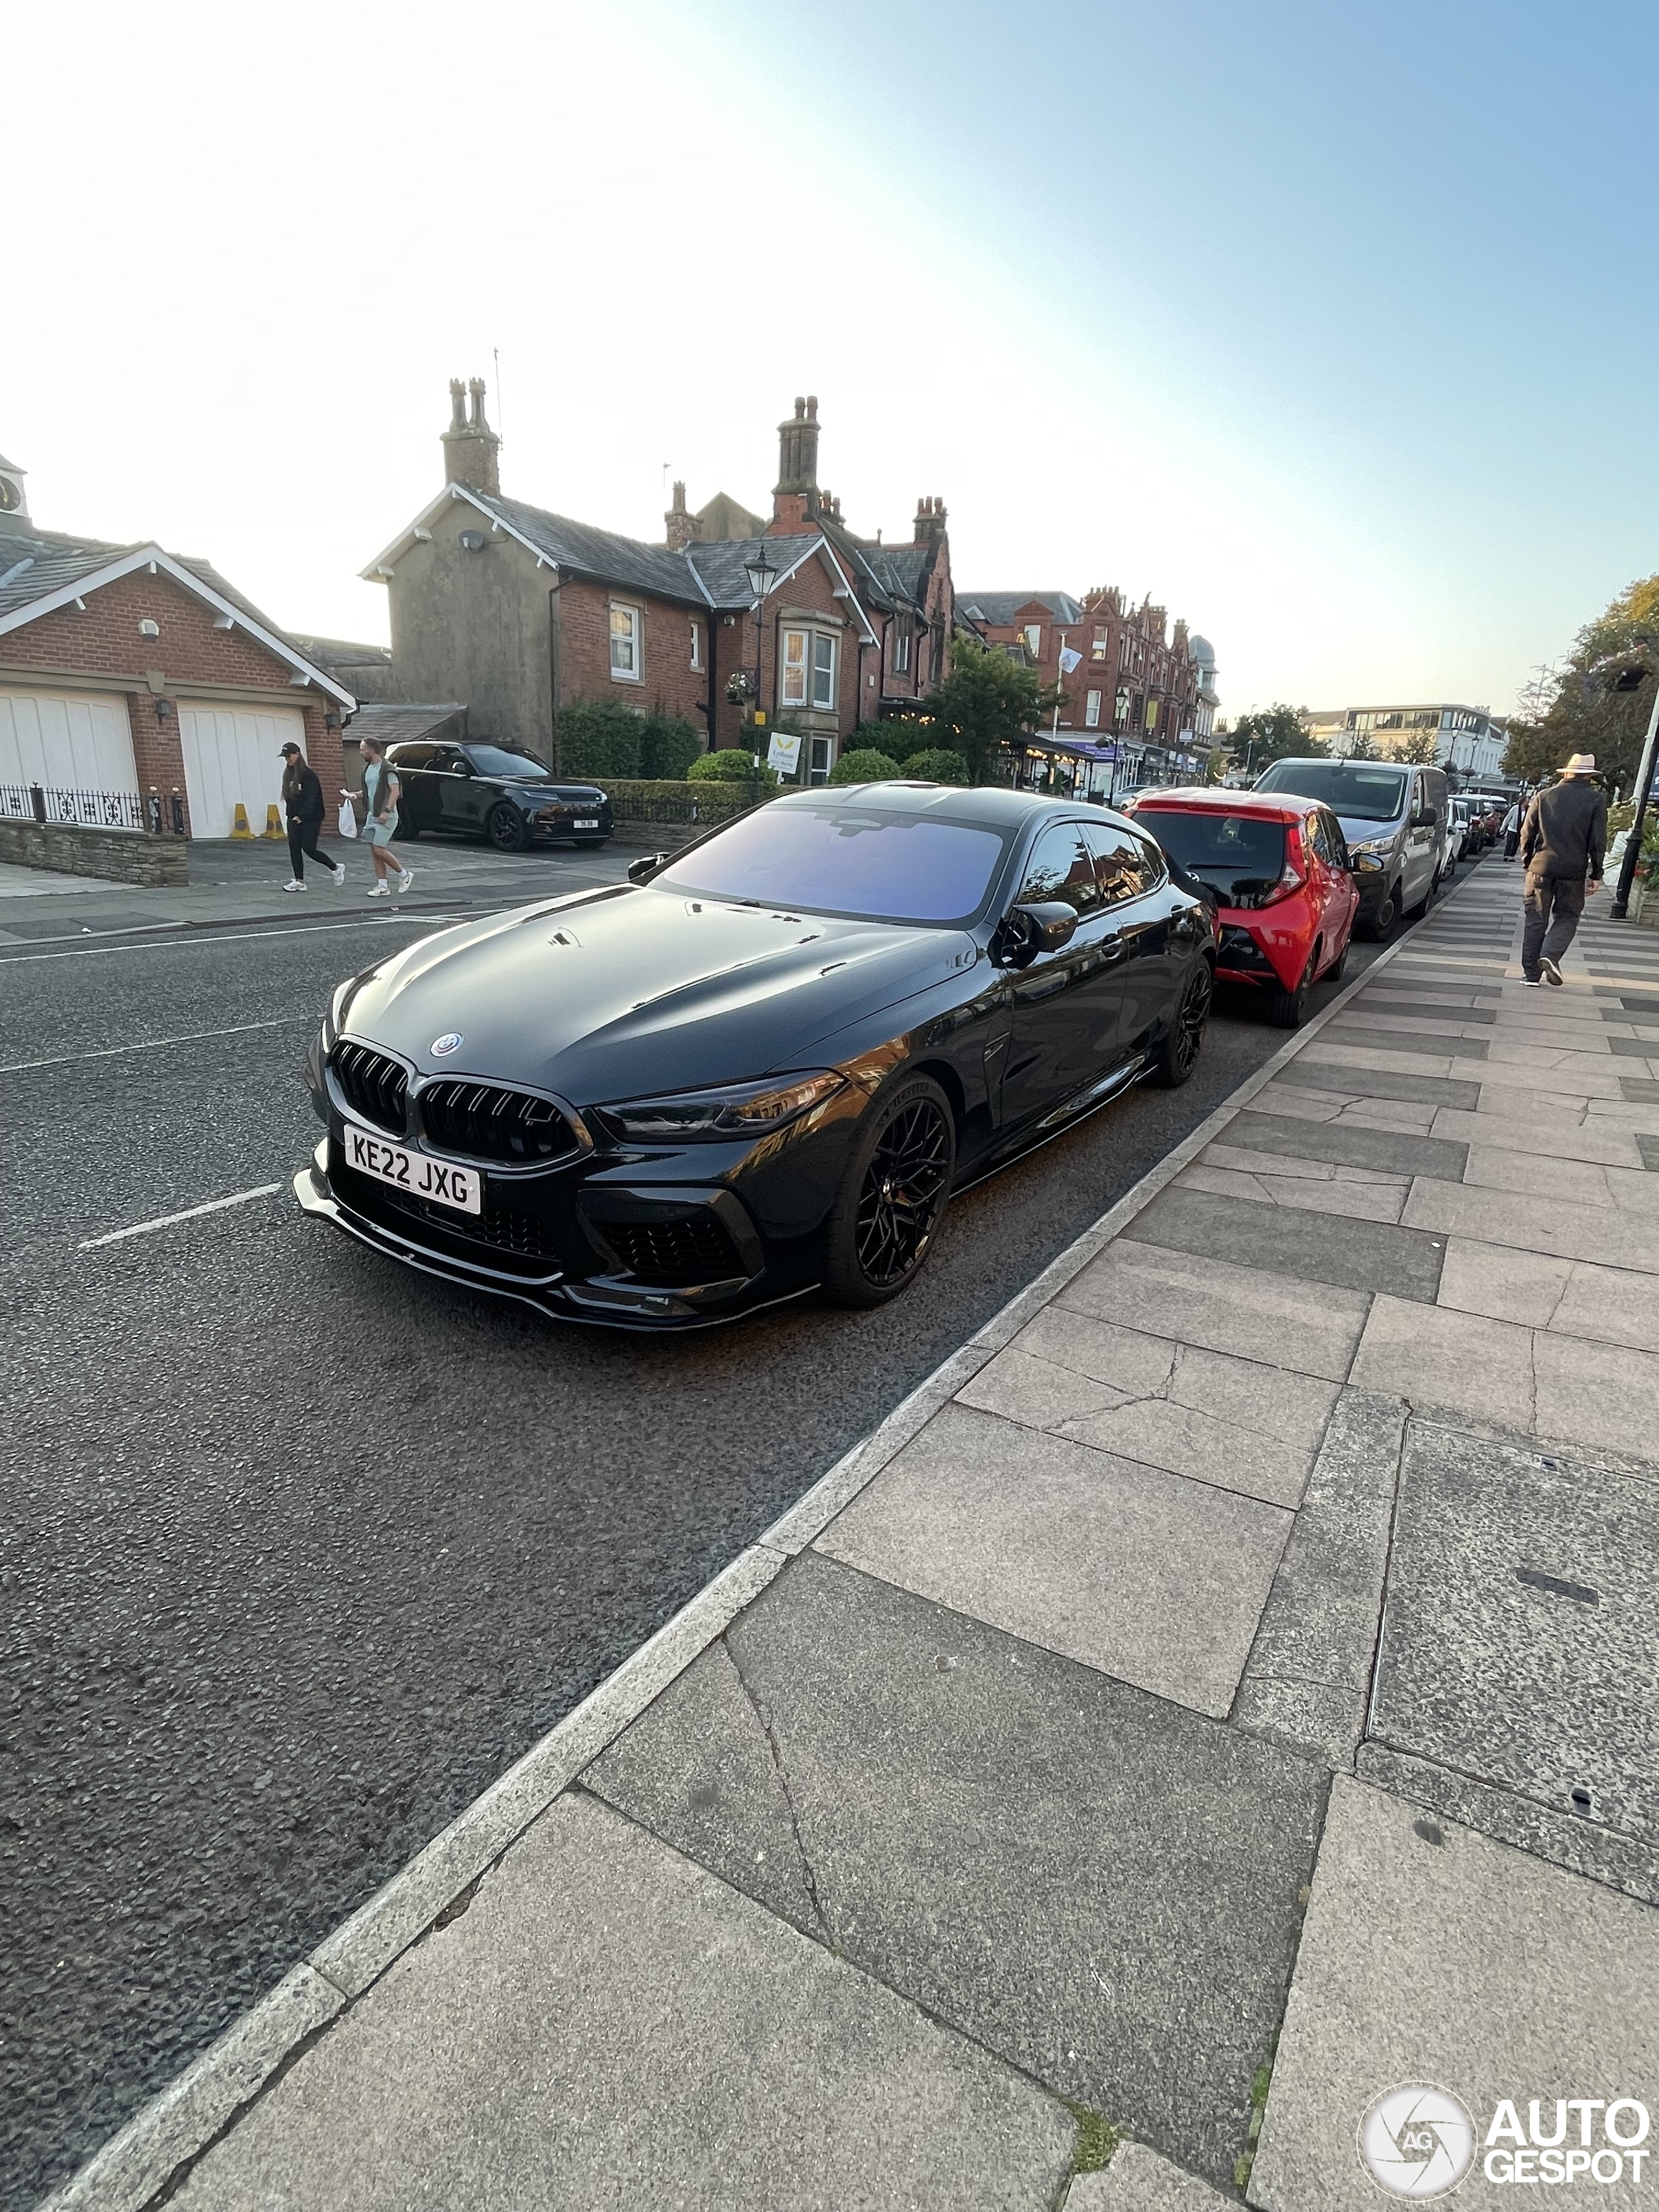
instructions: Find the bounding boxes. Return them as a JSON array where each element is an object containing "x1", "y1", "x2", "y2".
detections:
[{"x1": 0, "y1": 857, "x2": 1441, "y2": 2207}]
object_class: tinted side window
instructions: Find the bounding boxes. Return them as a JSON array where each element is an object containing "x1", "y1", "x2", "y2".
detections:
[
  {"x1": 387, "y1": 744, "x2": 434, "y2": 770},
  {"x1": 429, "y1": 747, "x2": 465, "y2": 773},
  {"x1": 1084, "y1": 822, "x2": 1155, "y2": 907},
  {"x1": 1019, "y1": 824, "x2": 1098, "y2": 913}
]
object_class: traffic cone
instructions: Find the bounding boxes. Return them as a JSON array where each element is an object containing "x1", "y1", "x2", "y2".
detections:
[
  {"x1": 262, "y1": 803, "x2": 284, "y2": 839},
  {"x1": 230, "y1": 802, "x2": 253, "y2": 839}
]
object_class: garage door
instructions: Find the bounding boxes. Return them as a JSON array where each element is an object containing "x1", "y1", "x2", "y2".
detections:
[
  {"x1": 0, "y1": 689, "x2": 138, "y2": 796},
  {"x1": 179, "y1": 704, "x2": 307, "y2": 839}
]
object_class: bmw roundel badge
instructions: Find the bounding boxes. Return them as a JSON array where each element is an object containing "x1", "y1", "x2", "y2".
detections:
[{"x1": 430, "y1": 1032, "x2": 463, "y2": 1057}]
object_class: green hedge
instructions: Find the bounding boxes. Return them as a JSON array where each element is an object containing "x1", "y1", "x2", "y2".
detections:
[
  {"x1": 829, "y1": 747, "x2": 901, "y2": 786},
  {"x1": 901, "y1": 748, "x2": 969, "y2": 785},
  {"x1": 598, "y1": 778, "x2": 765, "y2": 826},
  {"x1": 688, "y1": 748, "x2": 781, "y2": 794},
  {"x1": 555, "y1": 698, "x2": 704, "y2": 780}
]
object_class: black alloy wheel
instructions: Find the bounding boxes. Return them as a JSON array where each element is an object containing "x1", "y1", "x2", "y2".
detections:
[
  {"x1": 1363, "y1": 883, "x2": 1400, "y2": 940},
  {"x1": 489, "y1": 802, "x2": 529, "y2": 852},
  {"x1": 1151, "y1": 960, "x2": 1213, "y2": 1086},
  {"x1": 822, "y1": 1074, "x2": 955, "y2": 1308}
]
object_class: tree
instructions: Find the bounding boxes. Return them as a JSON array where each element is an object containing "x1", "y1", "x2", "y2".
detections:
[
  {"x1": 1346, "y1": 731, "x2": 1380, "y2": 761},
  {"x1": 1227, "y1": 704, "x2": 1321, "y2": 773},
  {"x1": 1505, "y1": 574, "x2": 1659, "y2": 795},
  {"x1": 922, "y1": 634, "x2": 1062, "y2": 784},
  {"x1": 1395, "y1": 732, "x2": 1439, "y2": 765}
]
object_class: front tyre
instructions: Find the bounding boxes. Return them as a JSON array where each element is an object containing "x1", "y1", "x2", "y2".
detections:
[
  {"x1": 489, "y1": 804, "x2": 529, "y2": 853},
  {"x1": 822, "y1": 1074, "x2": 955, "y2": 1309},
  {"x1": 1151, "y1": 960, "x2": 1212, "y2": 1086}
]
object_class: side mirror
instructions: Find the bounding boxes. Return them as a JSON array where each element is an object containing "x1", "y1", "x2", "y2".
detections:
[
  {"x1": 1412, "y1": 804, "x2": 1437, "y2": 828},
  {"x1": 627, "y1": 852, "x2": 669, "y2": 883},
  {"x1": 994, "y1": 900, "x2": 1078, "y2": 968}
]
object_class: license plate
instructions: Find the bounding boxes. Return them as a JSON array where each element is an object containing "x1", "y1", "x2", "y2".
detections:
[
  {"x1": 343, "y1": 1123, "x2": 481, "y2": 1214},
  {"x1": 574, "y1": 819, "x2": 598, "y2": 830}
]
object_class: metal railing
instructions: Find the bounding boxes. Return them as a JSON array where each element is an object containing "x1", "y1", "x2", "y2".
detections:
[{"x1": 0, "y1": 784, "x2": 180, "y2": 833}]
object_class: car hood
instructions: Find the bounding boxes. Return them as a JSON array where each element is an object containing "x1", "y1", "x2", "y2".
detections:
[
  {"x1": 342, "y1": 884, "x2": 976, "y2": 1102},
  {"x1": 1337, "y1": 812, "x2": 1405, "y2": 846}
]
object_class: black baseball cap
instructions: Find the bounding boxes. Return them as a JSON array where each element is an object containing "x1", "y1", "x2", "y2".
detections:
[{"x1": 279, "y1": 741, "x2": 303, "y2": 757}]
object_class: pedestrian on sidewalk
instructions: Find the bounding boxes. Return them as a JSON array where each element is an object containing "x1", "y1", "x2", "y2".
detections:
[
  {"x1": 359, "y1": 737, "x2": 414, "y2": 899},
  {"x1": 1519, "y1": 754, "x2": 1606, "y2": 985},
  {"x1": 279, "y1": 742, "x2": 345, "y2": 892},
  {"x1": 1501, "y1": 798, "x2": 1522, "y2": 861}
]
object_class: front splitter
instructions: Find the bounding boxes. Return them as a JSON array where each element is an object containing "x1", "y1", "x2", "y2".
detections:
[{"x1": 292, "y1": 1150, "x2": 813, "y2": 1333}]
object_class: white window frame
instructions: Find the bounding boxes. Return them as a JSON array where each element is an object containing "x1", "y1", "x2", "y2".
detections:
[
  {"x1": 1084, "y1": 689, "x2": 1102, "y2": 729},
  {"x1": 1091, "y1": 627, "x2": 1109, "y2": 662},
  {"x1": 893, "y1": 629, "x2": 911, "y2": 673},
  {"x1": 780, "y1": 625, "x2": 838, "y2": 712},
  {"x1": 690, "y1": 619, "x2": 702, "y2": 672},
  {"x1": 781, "y1": 626, "x2": 809, "y2": 708},
  {"x1": 609, "y1": 601, "x2": 642, "y2": 683}
]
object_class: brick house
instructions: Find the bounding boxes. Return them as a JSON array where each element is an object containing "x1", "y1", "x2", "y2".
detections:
[
  {"x1": 362, "y1": 384, "x2": 953, "y2": 784},
  {"x1": 958, "y1": 583, "x2": 1220, "y2": 784},
  {"x1": 0, "y1": 450, "x2": 353, "y2": 838}
]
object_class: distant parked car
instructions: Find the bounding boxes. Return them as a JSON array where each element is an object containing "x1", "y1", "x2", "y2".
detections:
[
  {"x1": 386, "y1": 740, "x2": 613, "y2": 852},
  {"x1": 1127, "y1": 787, "x2": 1360, "y2": 1027}
]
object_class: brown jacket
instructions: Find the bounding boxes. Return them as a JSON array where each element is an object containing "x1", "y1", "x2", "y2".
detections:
[{"x1": 1520, "y1": 778, "x2": 1607, "y2": 881}]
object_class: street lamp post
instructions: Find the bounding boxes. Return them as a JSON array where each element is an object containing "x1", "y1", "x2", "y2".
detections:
[{"x1": 743, "y1": 547, "x2": 780, "y2": 738}]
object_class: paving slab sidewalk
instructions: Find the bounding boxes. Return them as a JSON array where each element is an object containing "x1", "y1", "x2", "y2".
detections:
[{"x1": 44, "y1": 861, "x2": 1659, "y2": 2211}]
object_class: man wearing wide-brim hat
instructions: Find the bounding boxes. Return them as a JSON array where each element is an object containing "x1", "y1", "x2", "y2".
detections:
[{"x1": 1518, "y1": 753, "x2": 1607, "y2": 985}]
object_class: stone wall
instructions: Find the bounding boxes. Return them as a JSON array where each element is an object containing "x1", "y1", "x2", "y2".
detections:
[{"x1": 0, "y1": 819, "x2": 189, "y2": 885}]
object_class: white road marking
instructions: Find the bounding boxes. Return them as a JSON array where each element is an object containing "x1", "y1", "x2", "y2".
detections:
[
  {"x1": 0, "y1": 1017, "x2": 308, "y2": 1074},
  {"x1": 0, "y1": 914, "x2": 456, "y2": 964},
  {"x1": 79, "y1": 1183, "x2": 284, "y2": 1250}
]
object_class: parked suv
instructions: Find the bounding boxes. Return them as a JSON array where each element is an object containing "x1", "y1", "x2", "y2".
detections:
[
  {"x1": 1251, "y1": 759, "x2": 1449, "y2": 938},
  {"x1": 386, "y1": 741, "x2": 613, "y2": 852}
]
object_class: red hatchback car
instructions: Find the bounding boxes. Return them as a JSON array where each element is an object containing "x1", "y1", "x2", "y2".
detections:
[{"x1": 1128, "y1": 789, "x2": 1360, "y2": 1026}]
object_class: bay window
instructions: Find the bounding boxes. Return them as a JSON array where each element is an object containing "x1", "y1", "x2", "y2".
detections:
[{"x1": 781, "y1": 626, "x2": 839, "y2": 712}]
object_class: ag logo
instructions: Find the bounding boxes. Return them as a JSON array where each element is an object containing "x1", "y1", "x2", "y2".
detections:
[
  {"x1": 430, "y1": 1032, "x2": 463, "y2": 1057},
  {"x1": 1358, "y1": 2084, "x2": 1476, "y2": 2198}
]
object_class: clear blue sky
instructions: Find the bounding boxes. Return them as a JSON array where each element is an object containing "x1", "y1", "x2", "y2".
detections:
[{"x1": 6, "y1": 0, "x2": 1654, "y2": 719}]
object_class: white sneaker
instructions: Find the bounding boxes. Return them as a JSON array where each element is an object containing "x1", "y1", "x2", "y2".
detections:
[
  {"x1": 332, "y1": 865, "x2": 347, "y2": 886},
  {"x1": 367, "y1": 882, "x2": 390, "y2": 898},
  {"x1": 397, "y1": 868, "x2": 415, "y2": 893},
  {"x1": 282, "y1": 879, "x2": 307, "y2": 893}
]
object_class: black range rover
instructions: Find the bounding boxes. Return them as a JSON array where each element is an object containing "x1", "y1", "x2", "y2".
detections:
[{"x1": 386, "y1": 740, "x2": 612, "y2": 852}]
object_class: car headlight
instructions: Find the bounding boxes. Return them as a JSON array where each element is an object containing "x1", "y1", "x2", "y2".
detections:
[
  {"x1": 1349, "y1": 836, "x2": 1391, "y2": 870},
  {"x1": 598, "y1": 1070, "x2": 844, "y2": 1141}
]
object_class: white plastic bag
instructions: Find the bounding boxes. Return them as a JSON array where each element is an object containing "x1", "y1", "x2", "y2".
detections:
[{"x1": 337, "y1": 794, "x2": 359, "y2": 839}]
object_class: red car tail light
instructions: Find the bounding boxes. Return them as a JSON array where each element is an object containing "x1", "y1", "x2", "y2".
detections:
[{"x1": 1260, "y1": 823, "x2": 1307, "y2": 906}]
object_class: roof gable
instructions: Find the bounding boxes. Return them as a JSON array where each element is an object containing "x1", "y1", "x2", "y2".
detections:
[
  {"x1": 957, "y1": 590, "x2": 1084, "y2": 627},
  {"x1": 0, "y1": 530, "x2": 356, "y2": 706}
]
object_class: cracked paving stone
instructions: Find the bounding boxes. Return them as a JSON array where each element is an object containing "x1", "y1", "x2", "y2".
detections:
[{"x1": 588, "y1": 1549, "x2": 1327, "y2": 2191}]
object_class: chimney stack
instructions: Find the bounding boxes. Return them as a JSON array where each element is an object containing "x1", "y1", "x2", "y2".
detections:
[
  {"x1": 441, "y1": 375, "x2": 502, "y2": 496},
  {"x1": 665, "y1": 478, "x2": 699, "y2": 553},
  {"x1": 912, "y1": 495, "x2": 949, "y2": 548},
  {"x1": 771, "y1": 395, "x2": 821, "y2": 529}
]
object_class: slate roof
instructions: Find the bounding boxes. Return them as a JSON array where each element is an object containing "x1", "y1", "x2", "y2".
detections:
[
  {"x1": 349, "y1": 701, "x2": 467, "y2": 746},
  {"x1": 688, "y1": 533, "x2": 826, "y2": 607},
  {"x1": 956, "y1": 590, "x2": 1084, "y2": 627},
  {"x1": 454, "y1": 489, "x2": 830, "y2": 613},
  {"x1": 0, "y1": 526, "x2": 137, "y2": 620}
]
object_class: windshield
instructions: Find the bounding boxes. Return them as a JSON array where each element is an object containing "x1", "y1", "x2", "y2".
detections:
[
  {"x1": 468, "y1": 746, "x2": 553, "y2": 778},
  {"x1": 657, "y1": 804, "x2": 1013, "y2": 926},
  {"x1": 1138, "y1": 809, "x2": 1286, "y2": 904},
  {"x1": 1254, "y1": 762, "x2": 1408, "y2": 822}
]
